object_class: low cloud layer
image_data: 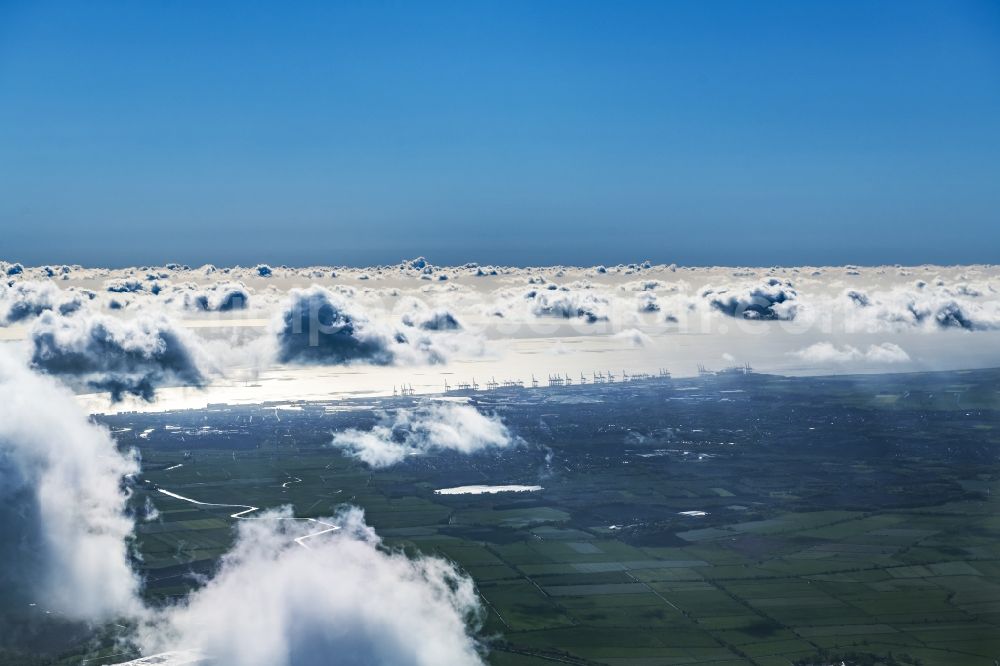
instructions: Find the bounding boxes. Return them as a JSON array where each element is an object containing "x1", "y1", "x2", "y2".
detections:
[
  {"x1": 137, "y1": 507, "x2": 485, "y2": 666},
  {"x1": 0, "y1": 349, "x2": 140, "y2": 621},
  {"x1": 2, "y1": 263, "x2": 999, "y2": 389},
  {"x1": 332, "y1": 402, "x2": 516, "y2": 467},
  {"x1": 29, "y1": 312, "x2": 208, "y2": 401},
  {"x1": 790, "y1": 341, "x2": 911, "y2": 365}
]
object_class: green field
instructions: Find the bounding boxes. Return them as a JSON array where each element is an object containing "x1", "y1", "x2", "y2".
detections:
[
  {"x1": 5, "y1": 368, "x2": 998, "y2": 665},
  {"x1": 131, "y1": 453, "x2": 1000, "y2": 665},
  {"x1": 115, "y1": 369, "x2": 1000, "y2": 665}
]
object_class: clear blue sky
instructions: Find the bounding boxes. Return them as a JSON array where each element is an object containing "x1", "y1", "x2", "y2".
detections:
[{"x1": 1, "y1": 0, "x2": 998, "y2": 267}]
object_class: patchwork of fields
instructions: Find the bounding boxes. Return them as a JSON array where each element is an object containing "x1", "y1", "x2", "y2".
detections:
[
  {"x1": 114, "y1": 368, "x2": 1000, "y2": 665},
  {"x1": 134, "y1": 452, "x2": 1000, "y2": 665}
]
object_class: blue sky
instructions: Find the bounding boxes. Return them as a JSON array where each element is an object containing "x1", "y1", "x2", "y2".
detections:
[{"x1": 1, "y1": 0, "x2": 998, "y2": 267}]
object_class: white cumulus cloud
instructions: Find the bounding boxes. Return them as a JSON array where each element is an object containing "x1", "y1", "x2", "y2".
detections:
[
  {"x1": 790, "y1": 341, "x2": 911, "y2": 365},
  {"x1": 29, "y1": 311, "x2": 211, "y2": 401},
  {"x1": 137, "y1": 507, "x2": 484, "y2": 666},
  {"x1": 0, "y1": 348, "x2": 141, "y2": 621},
  {"x1": 331, "y1": 402, "x2": 515, "y2": 468}
]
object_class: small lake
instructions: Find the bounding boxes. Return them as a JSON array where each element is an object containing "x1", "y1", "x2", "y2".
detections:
[{"x1": 434, "y1": 484, "x2": 543, "y2": 495}]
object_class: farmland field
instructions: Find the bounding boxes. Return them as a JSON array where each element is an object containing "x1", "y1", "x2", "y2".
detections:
[{"x1": 6, "y1": 368, "x2": 999, "y2": 665}]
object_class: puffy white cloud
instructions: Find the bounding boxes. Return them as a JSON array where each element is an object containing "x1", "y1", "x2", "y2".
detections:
[
  {"x1": 613, "y1": 328, "x2": 652, "y2": 347},
  {"x1": 864, "y1": 342, "x2": 912, "y2": 363},
  {"x1": 137, "y1": 507, "x2": 484, "y2": 666},
  {"x1": 481, "y1": 284, "x2": 619, "y2": 326},
  {"x1": 403, "y1": 309, "x2": 462, "y2": 331},
  {"x1": 702, "y1": 278, "x2": 798, "y2": 321},
  {"x1": 828, "y1": 286, "x2": 1000, "y2": 333},
  {"x1": 105, "y1": 278, "x2": 146, "y2": 293},
  {"x1": 0, "y1": 349, "x2": 140, "y2": 620},
  {"x1": 29, "y1": 311, "x2": 209, "y2": 401},
  {"x1": 790, "y1": 341, "x2": 911, "y2": 365},
  {"x1": 528, "y1": 289, "x2": 609, "y2": 323},
  {"x1": 332, "y1": 402, "x2": 515, "y2": 468},
  {"x1": 637, "y1": 292, "x2": 660, "y2": 313},
  {"x1": 274, "y1": 286, "x2": 484, "y2": 367},
  {"x1": 170, "y1": 283, "x2": 250, "y2": 312},
  {"x1": 273, "y1": 286, "x2": 400, "y2": 366},
  {"x1": 0, "y1": 280, "x2": 86, "y2": 324}
]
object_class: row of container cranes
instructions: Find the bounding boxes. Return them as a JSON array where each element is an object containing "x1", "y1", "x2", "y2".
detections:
[
  {"x1": 544, "y1": 367, "x2": 674, "y2": 387},
  {"x1": 396, "y1": 364, "x2": 751, "y2": 397},
  {"x1": 436, "y1": 367, "x2": 682, "y2": 394}
]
